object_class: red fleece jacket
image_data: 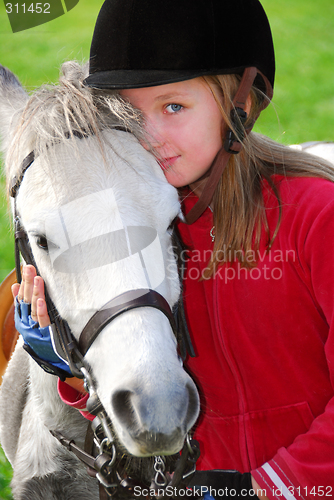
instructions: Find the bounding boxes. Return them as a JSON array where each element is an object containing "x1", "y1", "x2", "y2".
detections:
[{"x1": 177, "y1": 175, "x2": 334, "y2": 500}]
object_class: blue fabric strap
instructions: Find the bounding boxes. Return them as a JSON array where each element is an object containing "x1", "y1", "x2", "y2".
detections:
[{"x1": 14, "y1": 297, "x2": 72, "y2": 378}]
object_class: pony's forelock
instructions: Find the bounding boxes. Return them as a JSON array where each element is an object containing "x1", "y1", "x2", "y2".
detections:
[{"x1": 6, "y1": 61, "x2": 144, "y2": 190}]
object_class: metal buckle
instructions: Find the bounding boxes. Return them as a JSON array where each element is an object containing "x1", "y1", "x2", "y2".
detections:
[{"x1": 224, "y1": 107, "x2": 248, "y2": 154}]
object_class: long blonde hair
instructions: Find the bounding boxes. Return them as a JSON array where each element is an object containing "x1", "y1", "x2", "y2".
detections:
[{"x1": 200, "y1": 74, "x2": 334, "y2": 277}]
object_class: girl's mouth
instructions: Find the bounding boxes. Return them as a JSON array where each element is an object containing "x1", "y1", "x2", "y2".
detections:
[{"x1": 158, "y1": 156, "x2": 180, "y2": 171}]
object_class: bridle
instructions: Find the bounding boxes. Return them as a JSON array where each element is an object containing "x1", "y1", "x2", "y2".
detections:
[
  {"x1": 9, "y1": 65, "x2": 271, "y2": 494},
  {"x1": 10, "y1": 134, "x2": 195, "y2": 376},
  {"x1": 9, "y1": 130, "x2": 199, "y2": 498}
]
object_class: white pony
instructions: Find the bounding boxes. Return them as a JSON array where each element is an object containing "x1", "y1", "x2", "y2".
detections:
[
  {"x1": 0, "y1": 63, "x2": 199, "y2": 499},
  {"x1": 290, "y1": 141, "x2": 334, "y2": 164}
]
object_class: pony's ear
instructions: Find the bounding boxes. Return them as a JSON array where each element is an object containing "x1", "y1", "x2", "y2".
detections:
[{"x1": 0, "y1": 65, "x2": 29, "y2": 155}]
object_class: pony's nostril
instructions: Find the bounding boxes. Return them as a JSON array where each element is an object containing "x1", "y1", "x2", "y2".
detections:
[
  {"x1": 112, "y1": 390, "x2": 137, "y2": 429},
  {"x1": 112, "y1": 384, "x2": 199, "y2": 436}
]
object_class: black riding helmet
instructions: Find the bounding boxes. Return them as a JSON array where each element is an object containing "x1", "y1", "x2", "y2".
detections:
[
  {"x1": 84, "y1": 0, "x2": 275, "y2": 224},
  {"x1": 84, "y1": 0, "x2": 275, "y2": 98}
]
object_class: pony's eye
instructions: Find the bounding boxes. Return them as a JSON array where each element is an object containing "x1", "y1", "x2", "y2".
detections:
[
  {"x1": 165, "y1": 104, "x2": 183, "y2": 113},
  {"x1": 36, "y1": 236, "x2": 48, "y2": 251},
  {"x1": 33, "y1": 234, "x2": 59, "y2": 252}
]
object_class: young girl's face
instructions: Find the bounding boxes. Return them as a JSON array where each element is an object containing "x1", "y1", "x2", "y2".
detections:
[{"x1": 120, "y1": 78, "x2": 223, "y2": 192}]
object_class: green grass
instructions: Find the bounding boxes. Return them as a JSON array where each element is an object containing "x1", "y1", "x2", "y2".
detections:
[
  {"x1": 0, "y1": 0, "x2": 334, "y2": 496},
  {"x1": 0, "y1": 1, "x2": 104, "y2": 495},
  {"x1": 257, "y1": 0, "x2": 334, "y2": 143},
  {"x1": 0, "y1": 446, "x2": 12, "y2": 499},
  {"x1": 0, "y1": 0, "x2": 103, "y2": 88},
  {"x1": 0, "y1": 0, "x2": 104, "y2": 283}
]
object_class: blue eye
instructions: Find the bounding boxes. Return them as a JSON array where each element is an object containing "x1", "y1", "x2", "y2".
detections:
[{"x1": 166, "y1": 104, "x2": 183, "y2": 113}]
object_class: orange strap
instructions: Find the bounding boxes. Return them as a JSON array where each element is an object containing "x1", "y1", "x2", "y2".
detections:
[{"x1": 0, "y1": 269, "x2": 19, "y2": 382}]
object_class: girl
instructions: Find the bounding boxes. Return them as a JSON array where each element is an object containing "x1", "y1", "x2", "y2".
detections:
[{"x1": 13, "y1": 0, "x2": 334, "y2": 498}]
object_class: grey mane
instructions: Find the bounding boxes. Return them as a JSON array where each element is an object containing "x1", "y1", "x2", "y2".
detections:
[{"x1": 4, "y1": 61, "x2": 144, "y2": 185}]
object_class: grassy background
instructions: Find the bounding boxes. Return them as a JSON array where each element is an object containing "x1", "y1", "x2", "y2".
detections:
[{"x1": 0, "y1": 0, "x2": 334, "y2": 497}]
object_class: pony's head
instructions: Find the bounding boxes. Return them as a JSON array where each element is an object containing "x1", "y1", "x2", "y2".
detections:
[{"x1": 0, "y1": 62, "x2": 199, "y2": 457}]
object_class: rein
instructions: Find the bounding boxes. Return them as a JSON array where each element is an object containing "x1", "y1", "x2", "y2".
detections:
[{"x1": 9, "y1": 131, "x2": 199, "y2": 498}]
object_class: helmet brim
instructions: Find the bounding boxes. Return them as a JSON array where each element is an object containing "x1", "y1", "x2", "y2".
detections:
[{"x1": 84, "y1": 67, "x2": 247, "y2": 90}]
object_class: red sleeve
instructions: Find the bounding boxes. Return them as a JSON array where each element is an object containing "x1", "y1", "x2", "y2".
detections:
[
  {"x1": 57, "y1": 379, "x2": 95, "y2": 422},
  {"x1": 252, "y1": 197, "x2": 334, "y2": 499}
]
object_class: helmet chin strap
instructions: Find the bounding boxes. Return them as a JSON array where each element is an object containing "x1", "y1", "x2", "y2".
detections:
[{"x1": 184, "y1": 67, "x2": 272, "y2": 225}]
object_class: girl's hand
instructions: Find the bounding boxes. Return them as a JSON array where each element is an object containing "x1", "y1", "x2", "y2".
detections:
[
  {"x1": 11, "y1": 264, "x2": 50, "y2": 328},
  {"x1": 12, "y1": 265, "x2": 85, "y2": 390}
]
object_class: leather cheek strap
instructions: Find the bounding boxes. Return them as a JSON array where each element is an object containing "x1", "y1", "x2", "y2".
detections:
[{"x1": 184, "y1": 67, "x2": 272, "y2": 225}]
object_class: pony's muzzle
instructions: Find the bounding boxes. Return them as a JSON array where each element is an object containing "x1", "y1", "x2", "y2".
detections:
[{"x1": 111, "y1": 381, "x2": 199, "y2": 456}]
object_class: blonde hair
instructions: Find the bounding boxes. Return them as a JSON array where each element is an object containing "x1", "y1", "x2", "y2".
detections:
[{"x1": 200, "y1": 74, "x2": 334, "y2": 278}]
